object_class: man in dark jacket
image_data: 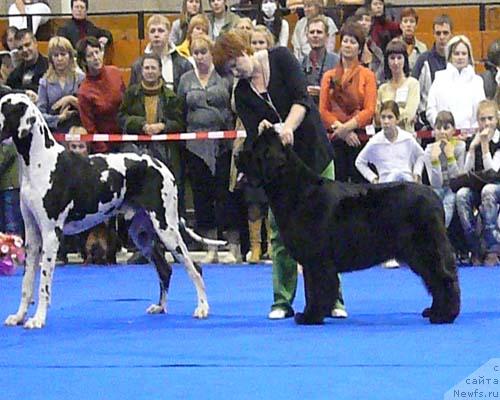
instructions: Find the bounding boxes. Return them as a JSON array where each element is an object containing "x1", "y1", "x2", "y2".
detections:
[
  {"x1": 6, "y1": 28, "x2": 48, "y2": 103},
  {"x1": 57, "y1": 0, "x2": 113, "y2": 49}
]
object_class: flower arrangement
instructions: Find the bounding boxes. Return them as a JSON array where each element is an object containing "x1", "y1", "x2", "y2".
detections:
[{"x1": 0, "y1": 233, "x2": 25, "y2": 276}]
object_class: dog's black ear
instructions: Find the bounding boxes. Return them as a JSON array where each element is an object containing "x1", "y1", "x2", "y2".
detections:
[{"x1": 236, "y1": 150, "x2": 252, "y2": 174}]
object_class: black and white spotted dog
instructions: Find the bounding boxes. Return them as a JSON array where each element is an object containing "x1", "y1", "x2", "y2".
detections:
[{"x1": 0, "y1": 93, "x2": 219, "y2": 329}]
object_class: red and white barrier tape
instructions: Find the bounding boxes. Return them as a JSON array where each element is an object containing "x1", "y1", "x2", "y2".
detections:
[{"x1": 53, "y1": 128, "x2": 478, "y2": 142}]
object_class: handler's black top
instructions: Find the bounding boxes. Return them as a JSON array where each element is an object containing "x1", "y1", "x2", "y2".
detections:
[{"x1": 235, "y1": 46, "x2": 333, "y2": 175}]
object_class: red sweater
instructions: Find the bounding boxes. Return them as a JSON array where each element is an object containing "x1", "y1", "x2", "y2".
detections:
[{"x1": 78, "y1": 65, "x2": 125, "y2": 152}]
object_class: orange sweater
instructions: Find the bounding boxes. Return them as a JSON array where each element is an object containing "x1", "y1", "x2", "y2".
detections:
[{"x1": 319, "y1": 62, "x2": 377, "y2": 130}]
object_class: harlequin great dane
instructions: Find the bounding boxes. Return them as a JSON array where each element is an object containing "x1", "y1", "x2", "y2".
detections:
[
  {"x1": 237, "y1": 128, "x2": 461, "y2": 325},
  {"x1": 0, "y1": 93, "x2": 220, "y2": 329}
]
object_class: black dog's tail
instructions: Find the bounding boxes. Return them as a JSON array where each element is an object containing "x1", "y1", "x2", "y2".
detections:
[{"x1": 179, "y1": 218, "x2": 227, "y2": 247}]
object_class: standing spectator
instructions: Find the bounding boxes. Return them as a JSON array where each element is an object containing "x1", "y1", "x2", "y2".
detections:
[
  {"x1": 8, "y1": 0, "x2": 51, "y2": 35},
  {"x1": 302, "y1": 15, "x2": 339, "y2": 104},
  {"x1": 355, "y1": 100, "x2": 424, "y2": 184},
  {"x1": 170, "y1": 0, "x2": 205, "y2": 46},
  {"x1": 423, "y1": 110, "x2": 465, "y2": 228},
  {"x1": 212, "y1": 31, "x2": 347, "y2": 319},
  {"x1": 291, "y1": 0, "x2": 338, "y2": 63},
  {"x1": 57, "y1": 0, "x2": 113, "y2": 50},
  {"x1": 130, "y1": 15, "x2": 193, "y2": 93},
  {"x1": 6, "y1": 29, "x2": 48, "y2": 103},
  {"x1": 37, "y1": 36, "x2": 85, "y2": 133},
  {"x1": 251, "y1": 25, "x2": 275, "y2": 51},
  {"x1": 253, "y1": 0, "x2": 289, "y2": 48},
  {"x1": 426, "y1": 35, "x2": 485, "y2": 130},
  {"x1": 398, "y1": 7, "x2": 427, "y2": 71},
  {"x1": 481, "y1": 39, "x2": 500, "y2": 100},
  {"x1": 319, "y1": 22, "x2": 377, "y2": 183},
  {"x1": 411, "y1": 14, "x2": 453, "y2": 130},
  {"x1": 177, "y1": 35, "x2": 239, "y2": 263},
  {"x1": 207, "y1": 0, "x2": 240, "y2": 40},
  {"x1": 0, "y1": 141, "x2": 22, "y2": 237},
  {"x1": 377, "y1": 38, "x2": 420, "y2": 133},
  {"x1": 76, "y1": 36, "x2": 125, "y2": 153},
  {"x1": 176, "y1": 14, "x2": 211, "y2": 61},
  {"x1": 366, "y1": 0, "x2": 400, "y2": 51},
  {"x1": 456, "y1": 100, "x2": 500, "y2": 266},
  {"x1": 352, "y1": 7, "x2": 384, "y2": 84}
]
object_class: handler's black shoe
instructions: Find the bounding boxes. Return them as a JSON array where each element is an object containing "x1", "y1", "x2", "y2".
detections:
[{"x1": 268, "y1": 308, "x2": 294, "y2": 319}]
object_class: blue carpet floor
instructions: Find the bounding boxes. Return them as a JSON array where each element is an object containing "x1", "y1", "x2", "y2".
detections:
[{"x1": 0, "y1": 264, "x2": 499, "y2": 400}]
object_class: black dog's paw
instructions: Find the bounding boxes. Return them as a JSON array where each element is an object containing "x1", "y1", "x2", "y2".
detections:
[
  {"x1": 421, "y1": 307, "x2": 432, "y2": 318},
  {"x1": 294, "y1": 312, "x2": 324, "y2": 325},
  {"x1": 428, "y1": 311, "x2": 457, "y2": 324}
]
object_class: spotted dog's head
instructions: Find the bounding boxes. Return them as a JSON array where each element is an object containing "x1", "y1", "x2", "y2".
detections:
[
  {"x1": 237, "y1": 128, "x2": 289, "y2": 187},
  {"x1": 0, "y1": 94, "x2": 37, "y2": 143}
]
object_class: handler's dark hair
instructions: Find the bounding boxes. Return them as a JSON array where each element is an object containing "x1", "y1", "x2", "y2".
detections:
[
  {"x1": 75, "y1": 36, "x2": 101, "y2": 71},
  {"x1": 379, "y1": 100, "x2": 400, "y2": 120}
]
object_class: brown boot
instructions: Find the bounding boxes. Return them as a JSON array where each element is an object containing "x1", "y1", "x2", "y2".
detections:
[{"x1": 247, "y1": 219, "x2": 262, "y2": 263}]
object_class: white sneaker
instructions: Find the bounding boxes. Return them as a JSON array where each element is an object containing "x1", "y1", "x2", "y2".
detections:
[
  {"x1": 268, "y1": 309, "x2": 287, "y2": 319},
  {"x1": 382, "y1": 259, "x2": 400, "y2": 268},
  {"x1": 331, "y1": 308, "x2": 348, "y2": 318}
]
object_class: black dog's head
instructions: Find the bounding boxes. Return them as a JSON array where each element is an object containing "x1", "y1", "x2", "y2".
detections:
[
  {"x1": 0, "y1": 94, "x2": 37, "y2": 143},
  {"x1": 236, "y1": 128, "x2": 289, "y2": 186}
]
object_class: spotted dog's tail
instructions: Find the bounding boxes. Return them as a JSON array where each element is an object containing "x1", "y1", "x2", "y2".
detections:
[{"x1": 179, "y1": 218, "x2": 227, "y2": 246}]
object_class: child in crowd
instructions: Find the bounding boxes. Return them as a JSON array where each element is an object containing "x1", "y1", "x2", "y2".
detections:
[
  {"x1": 423, "y1": 110, "x2": 465, "y2": 228},
  {"x1": 456, "y1": 100, "x2": 500, "y2": 266}
]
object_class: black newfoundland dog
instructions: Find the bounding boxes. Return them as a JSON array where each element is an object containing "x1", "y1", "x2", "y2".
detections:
[{"x1": 237, "y1": 128, "x2": 460, "y2": 325}]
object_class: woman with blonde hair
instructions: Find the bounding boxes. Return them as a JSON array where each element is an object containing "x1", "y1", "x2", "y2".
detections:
[
  {"x1": 426, "y1": 35, "x2": 486, "y2": 129},
  {"x1": 251, "y1": 25, "x2": 275, "y2": 51},
  {"x1": 170, "y1": 0, "x2": 205, "y2": 45},
  {"x1": 176, "y1": 13, "x2": 211, "y2": 60},
  {"x1": 37, "y1": 36, "x2": 84, "y2": 133}
]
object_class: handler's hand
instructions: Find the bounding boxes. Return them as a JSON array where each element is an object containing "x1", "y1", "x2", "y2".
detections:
[
  {"x1": 279, "y1": 126, "x2": 294, "y2": 145},
  {"x1": 257, "y1": 119, "x2": 273, "y2": 135}
]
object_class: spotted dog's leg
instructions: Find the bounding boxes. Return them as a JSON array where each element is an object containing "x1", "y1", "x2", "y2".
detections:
[
  {"x1": 151, "y1": 221, "x2": 208, "y2": 319},
  {"x1": 4, "y1": 206, "x2": 42, "y2": 327},
  {"x1": 23, "y1": 226, "x2": 62, "y2": 329},
  {"x1": 128, "y1": 212, "x2": 172, "y2": 314}
]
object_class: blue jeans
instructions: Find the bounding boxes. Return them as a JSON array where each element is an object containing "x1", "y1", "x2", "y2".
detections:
[
  {"x1": 480, "y1": 183, "x2": 500, "y2": 253},
  {"x1": 0, "y1": 189, "x2": 23, "y2": 235},
  {"x1": 456, "y1": 187, "x2": 481, "y2": 256},
  {"x1": 433, "y1": 187, "x2": 456, "y2": 228}
]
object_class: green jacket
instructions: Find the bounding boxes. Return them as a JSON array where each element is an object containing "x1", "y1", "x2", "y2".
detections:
[
  {"x1": 118, "y1": 83, "x2": 185, "y2": 134},
  {"x1": 0, "y1": 143, "x2": 19, "y2": 191}
]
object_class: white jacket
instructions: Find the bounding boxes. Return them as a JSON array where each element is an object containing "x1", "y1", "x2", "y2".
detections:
[
  {"x1": 426, "y1": 63, "x2": 486, "y2": 129},
  {"x1": 355, "y1": 127, "x2": 425, "y2": 183}
]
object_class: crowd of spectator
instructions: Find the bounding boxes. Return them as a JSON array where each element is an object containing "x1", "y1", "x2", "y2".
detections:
[{"x1": 0, "y1": 0, "x2": 499, "y2": 270}]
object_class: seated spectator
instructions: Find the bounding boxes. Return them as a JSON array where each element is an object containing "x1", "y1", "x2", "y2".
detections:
[
  {"x1": 235, "y1": 17, "x2": 254, "y2": 34},
  {"x1": 0, "y1": 52, "x2": 15, "y2": 85},
  {"x1": 253, "y1": 0, "x2": 289, "y2": 48},
  {"x1": 251, "y1": 25, "x2": 275, "y2": 51},
  {"x1": 6, "y1": 28, "x2": 48, "y2": 103},
  {"x1": 481, "y1": 39, "x2": 499, "y2": 100},
  {"x1": 170, "y1": 0, "x2": 205, "y2": 46},
  {"x1": 292, "y1": 0, "x2": 338, "y2": 63},
  {"x1": 176, "y1": 14, "x2": 211, "y2": 61},
  {"x1": 130, "y1": 15, "x2": 193, "y2": 93},
  {"x1": 177, "y1": 35, "x2": 239, "y2": 263},
  {"x1": 76, "y1": 36, "x2": 125, "y2": 153},
  {"x1": 456, "y1": 100, "x2": 500, "y2": 266},
  {"x1": 302, "y1": 15, "x2": 339, "y2": 104},
  {"x1": 366, "y1": 0, "x2": 400, "y2": 51},
  {"x1": 355, "y1": 100, "x2": 424, "y2": 184},
  {"x1": 37, "y1": 36, "x2": 85, "y2": 133},
  {"x1": 1, "y1": 26, "x2": 22, "y2": 67},
  {"x1": 411, "y1": 14, "x2": 453, "y2": 130},
  {"x1": 319, "y1": 22, "x2": 377, "y2": 183},
  {"x1": 423, "y1": 110, "x2": 465, "y2": 228},
  {"x1": 208, "y1": 0, "x2": 240, "y2": 40},
  {"x1": 398, "y1": 7, "x2": 427, "y2": 71},
  {"x1": 8, "y1": 0, "x2": 51, "y2": 35},
  {"x1": 57, "y1": 0, "x2": 113, "y2": 50},
  {"x1": 351, "y1": 7, "x2": 384, "y2": 84},
  {"x1": 426, "y1": 35, "x2": 485, "y2": 130},
  {"x1": 377, "y1": 38, "x2": 419, "y2": 133},
  {"x1": 0, "y1": 140, "x2": 22, "y2": 237}
]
